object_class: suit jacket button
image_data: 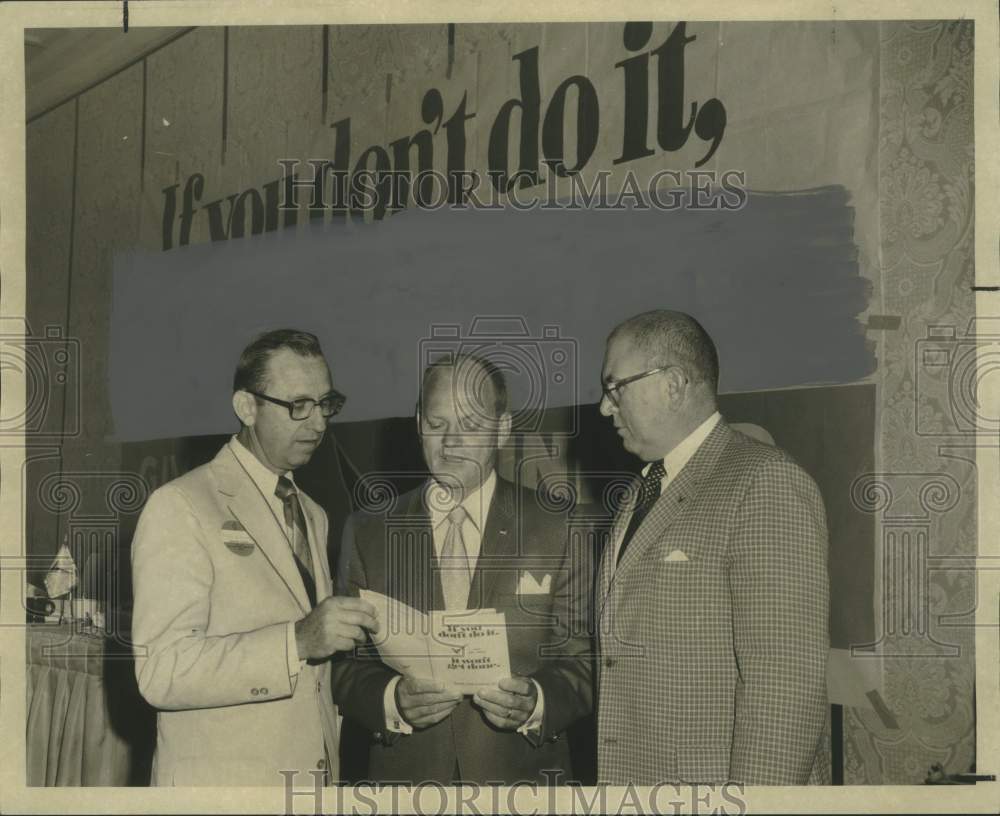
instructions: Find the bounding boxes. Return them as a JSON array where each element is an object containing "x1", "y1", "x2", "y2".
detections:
[
  {"x1": 317, "y1": 758, "x2": 327, "y2": 770},
  {"x1": 373, "y1": 731, "x2": 383, "y2": 741},
  {"x1": 261, "y1": 687, "x2": 269, "y2": 695},
  {"x1": 251, "y1": 688, "x2": 259, "y2": 696},
  {"x1": 604, "y1": 658, "x2": 617, "y2": 668}
]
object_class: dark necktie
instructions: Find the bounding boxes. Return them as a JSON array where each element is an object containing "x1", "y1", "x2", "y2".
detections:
[
  {"x1": 275, "y1": 476, "x2": 316, "y2": 607},
  {"x1": 616, "y1": 460, "x2": 667, "y2": 564}
]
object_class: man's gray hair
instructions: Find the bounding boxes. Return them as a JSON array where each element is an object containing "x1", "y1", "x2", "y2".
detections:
[{"x1": 609, "y1": 310, "x2": 719, "y2": 392}]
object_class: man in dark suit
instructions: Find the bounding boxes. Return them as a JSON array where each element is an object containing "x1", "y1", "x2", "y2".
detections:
[
  {"x1": 595, "y1": 310, "x2": 829, "y2": 785},
  {"x1": 331, "y1": 353, "x2": 592, "y2": 784}
]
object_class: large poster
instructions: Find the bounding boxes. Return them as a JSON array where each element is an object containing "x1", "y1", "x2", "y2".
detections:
[{"x1": 97, "y1": 23, "x2": 882, "y2": 697}]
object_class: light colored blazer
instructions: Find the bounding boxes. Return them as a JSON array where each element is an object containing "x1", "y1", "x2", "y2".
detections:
[
  {"x1": 131, "y1": 443, "x2": 339, "y2": 786},
  {"x1": 596, "y1": 420, "x2": 829, "y2": 785}
]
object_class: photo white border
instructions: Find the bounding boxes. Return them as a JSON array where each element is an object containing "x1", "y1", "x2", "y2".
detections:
[{"x1": 1, "y1": 1, "x2": 996, "y2": 813}]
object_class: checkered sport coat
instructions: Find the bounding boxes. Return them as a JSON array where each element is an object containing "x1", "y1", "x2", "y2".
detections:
[{"x1": 595, "y1": 419, "x2": 829, "y2": 785}]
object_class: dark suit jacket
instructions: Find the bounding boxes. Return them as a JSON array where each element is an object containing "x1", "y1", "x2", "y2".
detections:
[{"x1": 330, "y1": 476, "x2": 593, "y2": 784}]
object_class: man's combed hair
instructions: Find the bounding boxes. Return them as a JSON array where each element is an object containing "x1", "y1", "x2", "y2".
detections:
[
  {"x1": 421, "y1": 352, "x2": 510, "y2": 417},
  {"x1": 233, "y1": 329, "x2": 324, "y2": 393},
  {"x1": 611, "y1": 310, "x2": 720, "y2": 392}
]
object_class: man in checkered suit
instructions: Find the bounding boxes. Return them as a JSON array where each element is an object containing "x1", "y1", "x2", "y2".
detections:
[{"x1": 595, "y1": 310, "x2": 829, "y2": 785}]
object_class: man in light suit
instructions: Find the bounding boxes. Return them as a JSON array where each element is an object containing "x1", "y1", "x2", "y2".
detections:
[
  {"x1": 330, "y1": 353, "x2": 592, "y2": 784},
  {"x1": 595, "y1": 310, "x2": 829, "y2": 785},
  {"x1": 131, "y1": 329, "x2": 378, "y2": 786}
]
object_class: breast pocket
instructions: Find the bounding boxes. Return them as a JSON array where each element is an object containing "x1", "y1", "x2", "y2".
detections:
[
  {"x1": 651, "y1": 526, "x2": 723, "y2": 591},
  {"x1": 649, "y1": 546, "x2": 729, "y2": 646},
  {"x1": 653, "y1": 553, "x2": 702, "y2": 594}
]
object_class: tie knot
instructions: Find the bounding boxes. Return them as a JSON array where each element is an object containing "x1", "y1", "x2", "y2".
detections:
[
  {"x1": 640, "y1": 461, "x2": 666, "y2": 505},
  {"x1": 275, "y1": 475, "x2": 296, "y2": 501},
  {"x1": 447, "y1": 504, "x2": 469, "y2": 527},
  {"x1": 646, "y1": 461, "x2": 666, "y2": 484}
]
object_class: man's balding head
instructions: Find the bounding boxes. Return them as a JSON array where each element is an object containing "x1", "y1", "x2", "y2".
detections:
[
  {"x1": 601, "y1": 310, "x2": 719, "y2": 461},
  {"x1": 608, "y1": 310, "x2": 719, "y2": 395},
  {"x1": 418, "y1": 353, "x2": 512, "y2": 497}
]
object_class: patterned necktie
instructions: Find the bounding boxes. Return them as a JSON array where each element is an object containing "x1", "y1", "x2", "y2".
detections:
[
  {"x1": 440, "y1": 505, "x2": 473, "y2": 610},
  {"x1": 616, "y1": 460, "x2": 667, "y2": 564},
  {"x1": 275, "y1": 475, "x2": 316, "y2": 607}
]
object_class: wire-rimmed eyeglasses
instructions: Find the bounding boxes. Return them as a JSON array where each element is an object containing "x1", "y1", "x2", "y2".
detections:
[{"x1": 601, "y1": 366, "x2": 671, "y2": 407}]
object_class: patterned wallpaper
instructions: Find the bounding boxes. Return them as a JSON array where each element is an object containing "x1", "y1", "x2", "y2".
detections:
[{"x1": 844, "y1": 20, "x2": 976, "y2": 784}]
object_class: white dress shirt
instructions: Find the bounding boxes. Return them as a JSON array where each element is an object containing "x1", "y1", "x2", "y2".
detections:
[
  {"x1": 384, "y1": 471, "x2": 544, "y2": 738},
  {"x1": 228, "y1": 435, "x2": 310, "y2": 679},
  {"x1": 427, "y1": 470, "x2": 497, "y2": 564},
  {"x1": 612, "y1": 411, "x2": 722, "y2": 563}
]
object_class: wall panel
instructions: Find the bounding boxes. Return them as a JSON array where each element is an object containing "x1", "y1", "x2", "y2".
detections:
[
  {"x1": 24, "y1": 101, "x2": 76, "y2": 570},
  {"x1": 141, "y1": 27, "x2": 224, "y2": 250},
  {"x1": 60, "y1": 62, "x2": 143, "y2": 565}
]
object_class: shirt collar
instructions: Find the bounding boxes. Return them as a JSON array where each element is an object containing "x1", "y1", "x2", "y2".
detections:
[
  {"x1": 229, "y1": 435, "x2": 294, "y2": 498},
  {"x1": 643, "y1": 411, "x2": 721, "y2": 481},
  {"x1": 427, "y1": 470, "x2": 497, "y2": 532}
]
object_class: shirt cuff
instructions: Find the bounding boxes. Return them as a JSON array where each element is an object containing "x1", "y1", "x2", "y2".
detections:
[
  {"x1": 286, "y1": 621, "x2": 306, "y2": 680},
  {"x1": 384, "y1": 676, "x2": 414, "y2": 735},
  {"x1": 517, "y1": 679, "x2": 545, "y2": 738}
]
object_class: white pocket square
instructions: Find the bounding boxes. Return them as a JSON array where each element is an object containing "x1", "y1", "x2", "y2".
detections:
[
  {"x1": 516, "y1": 572, "x2": 551, "y2": 595},
  {"x1": 663, "y1": 549, "x2": 689, "y2": 562}
]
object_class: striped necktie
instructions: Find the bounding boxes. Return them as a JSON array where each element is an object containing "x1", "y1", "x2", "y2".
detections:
[{"x1": 275, "y1": 475, "x2": 316, "y2": 607}]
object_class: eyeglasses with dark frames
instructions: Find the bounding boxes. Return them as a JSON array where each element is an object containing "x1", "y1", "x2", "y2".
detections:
[
  {"x1": 248, "y1": 389, "x2": 346, "y2": 421},
  {"x1": 601, "y1": 366, "x2": 672, "y2": 407}
]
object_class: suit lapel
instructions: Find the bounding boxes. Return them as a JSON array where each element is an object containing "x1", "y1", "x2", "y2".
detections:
[
  {"x1": 614, "y1": 465, "x2": 698, "y2": 577},
  {"x1": 599, "y1": 421, "x2": 734, "y2": 622},
  {"x1": 384, "y1": 486, "x2": 437, "y2": 613},
  {"x1": 596, "y1": 485, "x2": 636, "y2": 619},
  {"x1": 213, "y1": 445, "x2": 311, "y2": 615},
  {"x1": 469, "y1": 477, "x2": 517, "y2": 609}
]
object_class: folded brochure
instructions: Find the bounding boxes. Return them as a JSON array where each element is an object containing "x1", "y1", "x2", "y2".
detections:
[{"x1": 359, "y1": 589, "x2": 511, "y2": 692}]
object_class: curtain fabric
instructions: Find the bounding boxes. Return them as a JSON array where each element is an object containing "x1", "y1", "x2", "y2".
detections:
[{"x1": 26, "y1": 625, "x2": 136, "y2": 786}]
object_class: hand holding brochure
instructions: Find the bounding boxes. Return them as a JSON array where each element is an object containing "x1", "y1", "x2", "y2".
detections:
[{"x1": 360, "y1": 589, "x2": 511, "y2": 692}]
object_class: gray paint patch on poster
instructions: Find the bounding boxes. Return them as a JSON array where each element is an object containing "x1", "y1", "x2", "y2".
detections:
[{"x1": 110, "y1": 187, "x2": 873, "y2": 441}]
